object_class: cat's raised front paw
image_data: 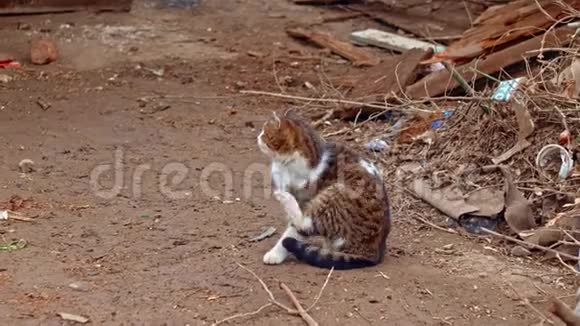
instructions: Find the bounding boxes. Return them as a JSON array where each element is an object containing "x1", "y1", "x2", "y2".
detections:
[
  {"x1": 273, "y1": 191, "x2": 301, "y2": 221},
  {"x1": 263, "y1": 248, "x2": 287, "y2": 265}
]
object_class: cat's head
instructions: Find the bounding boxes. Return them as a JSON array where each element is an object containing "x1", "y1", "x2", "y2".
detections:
[{"x1": 257, "y1": 109, "x2": 322, "y2": 165}]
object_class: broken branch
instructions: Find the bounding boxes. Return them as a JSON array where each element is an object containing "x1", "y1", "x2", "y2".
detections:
[
  {"x1": 480, "y1": 228, "x2": 580, "y2": 261},
  {"x1": 280, "y1": 283, "x2": 319, "y2": 326}
]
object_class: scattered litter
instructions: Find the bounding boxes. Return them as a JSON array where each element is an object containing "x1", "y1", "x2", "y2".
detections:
[
  {"x1": 0, "y1": 239, "x2": 27, "y2": 252},
  {"x1": 18, "y1": 159, "x2": 35, "y2": 173},
  {"x1": 536, "y1": 144, "x2": 575, "y2": 180},
  {"x1": 491, "y1": 78, "x2": 525, "y2": 102},
  {"x1": 0, "y1": 210, "x2": 33, "y2": 222},
  {"x1": 0, "y1": 59, "x2": 21, "y2": 69},
  {"x1": 430, "y1": 110, "x2": 453, "y2": 129},
  {"x1": 249, "y1": 226, "x2": 277, "y2": 242},
  {"x1": 351, "y1": 29, "x2": 445, "y2": 53},
  {"x1": 57, "y1": 312, "x2": 90, "y2": 324},
  {"x1": 364, "y1": 139, "x2": 388, "y2": 152},
  {"x1": 36, "y1": 97, "x2": 51, "y2": 111},
  {"x1": 459, "y1": 216, "x2": 498, "y2": 234},
  {"x1": 145, "y1": 67, "x2": 165, "y2": 77},
  {"x1": 30, "y1": 38, "x2": 58, "y2": 65},
  {"x1": 407, "y1": 27, "x2": 576, "y2": 99}
]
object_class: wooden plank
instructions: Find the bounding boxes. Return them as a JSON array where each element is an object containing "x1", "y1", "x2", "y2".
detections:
[
  {"x1": 351, "y1": 28, "x2": 445, "y2": 53},
  {"x1": 425, "y1": 0, "x2": 580, "y2": 63},
  {"x1": 351, "y1": 48, "x2": 432, "y2": 100},
  {"x1": 405, "y1": 26, "x2": 576, "y2": 99},
  {"x1": 287, "y1": 27, "x2": 379, "y2": 66},
  {"x1": 346, "y1": 2, "x2": 475, "y2": 39},
  {"x1": 0, "y1": 0, "x2": 132, "y2": 14},
  {"x1": 335, "y1": 48, "x2": 432, "y2": 120}
]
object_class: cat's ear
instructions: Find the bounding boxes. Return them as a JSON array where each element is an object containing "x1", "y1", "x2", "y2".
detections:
[{"x1": 272, "y1": 111, "x2": 281, "y2": 127}]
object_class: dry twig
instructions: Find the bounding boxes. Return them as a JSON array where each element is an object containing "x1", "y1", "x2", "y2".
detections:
[
  {"x1": 307, "y1": 267, "x2": 334, "y2": 312},
  {"x1": 509, "y1": 283, "x2": 555, "y2": 325},
  {"x1": 412, "y1": 214, "x2": 458, "y2": 235},
  {"x1": 480, "y1": 228, "x2": 580, "y2": 261},
  {"x1": 211, "y1": 303, "x2": 273, "y2": 326},
  {"x1": 213, "y1": 263, "x2": 333, "y2": 325},
  {"x1": 280, "y1": 283, "x2": 319, "y2": 326}
]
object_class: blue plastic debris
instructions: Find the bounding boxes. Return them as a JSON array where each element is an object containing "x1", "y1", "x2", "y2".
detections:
[
  {"x1": 459, "y1": 215, "x2": 498, "y2": 234},
  {"x1": 430, "y1": 110, "x2": 453, "y2": 129},
  {"x1": 491, "y1": 78, "x2": 524, "y2": 102}
]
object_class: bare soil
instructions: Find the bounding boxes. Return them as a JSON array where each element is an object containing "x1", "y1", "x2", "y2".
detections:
[{"x1": 0, "y1": 1, "x2": 576, "y2": 325}]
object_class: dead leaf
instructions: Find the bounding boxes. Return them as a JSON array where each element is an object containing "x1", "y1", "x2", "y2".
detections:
[
  {"x1": 521, "y1": 227, "x2": 562, "y2": 247},
  {"x1": 559, "y1": 58, "x2": 580, "y2": 98},
  {"x1": 465, "y1": 188, "x2": 505, "y2": 217},
  {"x1": 57, "y1": 312, "x2": 89, "y2": 324},
  {"x1": 411, "y1": 179, "x2": 478, "y2": 219},
  {"x1": 492, "y1": 99, "x2": 534, "y2": 165},
  {"x1": 249, "y1": 226, "x2": 277, "y2": 242},
  {"x1": 501, "y1": 167, "x2": 536, "y2": 233}
]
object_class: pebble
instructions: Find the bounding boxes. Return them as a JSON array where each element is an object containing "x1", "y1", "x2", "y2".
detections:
[
  {"x1": 68, "y1": 281, "x2": 91, "y2": 292},
  {"x1": 0, "y1": 74, "x2": 12, "y2": 83},
  {"x1": 30, "y1": 38, "x2": 58, "y2": 65},
  {"x1": 510, "y1": 245, "x2": 531, "y2": 257},
  {"x1": 18, "y1": 159, "x2": 35, "y2": 173}
]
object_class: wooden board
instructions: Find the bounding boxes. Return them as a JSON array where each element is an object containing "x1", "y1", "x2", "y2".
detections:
[
  {"x1": 351, "y1": 28, "x2": 445, "y2": 53},
  {"x1": 346, "y1": 2, "x2": 479, "y2": 40},
  {"x1": 0, "y1": 0, "x2": 132, "y2": 14},
  {"x1": 287, "y1": 27, "x2": 379, "y2": 66},
  {"x1": 405, "y1": 26, "x2": 576, "y2": 99},
  {"x1": 334, "y1": 48, "x2": 432, "y2": 120}
]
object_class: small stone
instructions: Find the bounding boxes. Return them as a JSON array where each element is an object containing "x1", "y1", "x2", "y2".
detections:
[
  {"x1": 30, "y1": 38, "x2": 58, "y2": 65},
  {"x1": 511, "y1": 246, "x2": 531, "y2": 257},
  {"x1": 0, "y1": 74, "x2": 12, "y2": 83},
  {"x1": 442, "y1": 244, "x2": 454, "y2": 250},
  {"x1": 68, "y1": 281, "x2": 91, "y2": 292},
  {"x1": 247, "y1": 50, "x2": 265, "y2": 58},
  {"x1": 234, "y1": 81, "x2": 247, "y2": 89},
  {"x1": 18, "y1": 159, "x2": 35, "y2": 173},
  {"x1": 17, "y1": 22, "x2": 31, "y2": 30}
]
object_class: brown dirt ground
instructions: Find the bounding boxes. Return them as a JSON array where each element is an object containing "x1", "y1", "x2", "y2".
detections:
[{"x1": 0, "y1": 1, "x2": 577, "y2": 325}]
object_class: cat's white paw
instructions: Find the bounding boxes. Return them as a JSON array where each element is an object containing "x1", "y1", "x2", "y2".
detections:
[
  {"x1": 274, "y1": 191, "x2": 302, "y2": 221},
  {"x1": 263, "y1": 247, "x2": 288, "y2": 265}
]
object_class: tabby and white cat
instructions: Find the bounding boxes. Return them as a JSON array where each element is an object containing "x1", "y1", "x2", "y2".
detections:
[{"x1": 257, "y1": 110, "x2": 391, "y2": 270}]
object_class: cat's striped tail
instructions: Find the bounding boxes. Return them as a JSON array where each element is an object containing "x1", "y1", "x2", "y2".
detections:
[{"x1": 282, "y1": 238, "x2": 377, "y2": 270}]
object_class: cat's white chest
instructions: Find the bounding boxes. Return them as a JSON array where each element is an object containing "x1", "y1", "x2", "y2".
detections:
[{"x1": 271, "y1": 158, "x2": 310, "y2": 192}]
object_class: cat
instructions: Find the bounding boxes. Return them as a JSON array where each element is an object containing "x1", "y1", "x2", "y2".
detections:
[{"x1": 257, "y1": 110, "x2": 391, "y2": 270}]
